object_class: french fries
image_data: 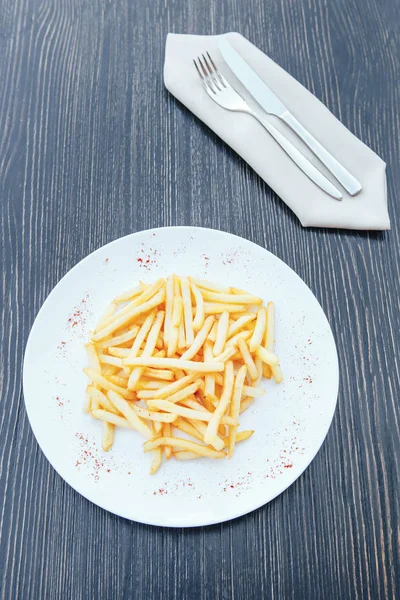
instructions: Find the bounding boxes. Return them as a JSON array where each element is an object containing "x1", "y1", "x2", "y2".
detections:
[{"x1": 83, "y1": 276, "x2": 283, "y2": 473}]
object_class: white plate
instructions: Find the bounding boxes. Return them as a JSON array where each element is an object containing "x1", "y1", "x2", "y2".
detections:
[{"x1": 23, "y1": 227, "x2": 339, "y2": 527}]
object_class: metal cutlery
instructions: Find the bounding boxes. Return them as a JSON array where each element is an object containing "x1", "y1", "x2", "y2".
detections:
[
  {"x1": 217, "y1": 39, "x2": 362, "y2": 196},
  {"x1": 194, "y1": 53, "x2": 343, "y2": 200}
]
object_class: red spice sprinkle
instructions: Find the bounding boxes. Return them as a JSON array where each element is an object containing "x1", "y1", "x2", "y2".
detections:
[
  {"x1": 137, "y1": 257, "x2": 143, "y2": 263},
  {"x1": 107, "y1": 469, "x2": 111, "y2": 473},
  {"x1": 284, "y1": 464, "x2": 293, "y2": 469},
  {"x1": 55, "y1": 396, "x2": 64, "y2": 407}
]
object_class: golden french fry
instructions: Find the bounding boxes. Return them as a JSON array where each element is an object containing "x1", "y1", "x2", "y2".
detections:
[
  {"x1": 83, "y1": 368, "x2": 136, "y2": 399},
  {"x1": 126, "y1": 311, "x2": 156, "y2": 360},
  {"x1": 256, "y1": 346, "x2": 279, "y2": 367},
  {"x1": 204, "y1": 303, "x2": 247, "y2": 314},
  {"x1": 204, "y1": 361, "x2": 234, "y2": 445},
  {"x1": 187, "y1": 418, "x2": 226, "y2": 451},
  {"x1": 114, "y1": 284, "x2": 143, "y2": 303},
  {"x1": 191, "y1": 283, "x2": 205, "y2": 331},
  {"x1": 239, "y1": 396, "x2": 255, "y2": 414},
  {"x1": 151, "y1": 373, "x2": 199, "y2": 399},
  {"x1": 228, "y1": 365, "x2": 247, "y2": 457},
  {"x1": 173, "y1": 417, "x2": 204, "y2": 442},
  {"x1": 197, "y1": 388, "x2": 216, "y2": 413},
  {"x1": 173, "y1": 451, "x2": 201, "y2": 460},
  {"x1": 271, "y1": 364, "x2": 284, "y2": 384},
  {"x1": 107, "y1": 391, "x2": 152, "y2": 439},
  {"x1": 123, "y1": 356, "x2": 224, "y2": 372},
  {"x1": 84, "y1": 343, "x2": 101, "y2": 372},
  {"x1": 201, "y1": 290, "x2": 263, "y2": 305},
  {"x1": 98, "y1": 354, "x2": 124, "y2": 368},
  {"x1": 181, "y1": 276, "x2": 194, "y2": 345},
  {"x1": 255, "y1": 356, "x2": 263, "y2": 386},
  {"x1": 96, "y1": 327, "x2": 140, "y2": 349},
  {"x1": 249, "y1": 307, "x2": 267, "y2": 353},
  {"x1": 263, "y1": 363, "x2": 272, "y2": 379},
  {"x1": 135, "y1": 379, "x2": 166, "y2": 390},
  {"x1": 212, "y1": 346, "x2": 238, "y2": 364},
  {"x1": 171, "y1": 295, "x2": 183, "y2": 328},
  {"x1": 238, "y1": 339, "x2": 259, "y2": 380},
  {"x1": 208, "y1": 321, "x2": 218, "y2": 342},
  {"x1": 164, "y1": 275, "x2": 174, "y2": 344},
  {"x1": 143, "y1": 368, "x2": 175, "y2": 381},
  {"x1": 242, "y1": 385, "x2": 265, "y2": 398},
  {"x1": 132, "y1": 405, "x2": 177, "y2": 423},
  {"x1": 143, "y1": 437, "x2": 226, "y2": 459},
  {"x1": 227, "y1": 314, "x2": 257, "y2": 338},
  {"x1": 146, "y1": 400, "x2": 237, "y2": 426},
  {"x1": 154, "y1": 421, "x2": 163, "y2": 434},
  {"x1": 178, "y1": 318, "x2": 186, "y2": 350},
  {"x1": 213, "y1": 310, "x2": 229, "y2": 356},
  {"x1": 150, "y1": 447, "x2": 162, "y2": 474},
  {"x1": 180, "y1": 315, "x2": 215, "y2": 360},
  {"x1": 128, "y1": 311, "x2": 165, "y2": 390},
  {"x1": 223, "y1": 430, "x2": 254, "y2": 445},
  {"x1": 225, "y1": 330, "x2": 252, "y2": 348},
  {"x1": 100, "y1": 364, "x2": 119, "y2": 377},
  {"x1": 188, "y1": 277, "x2": 230, "y2": 293},
  {"x1": 163, "y1": 423, "x2": 172, "y2": 459},
  {"x1": 105, "y1": 374, "x2": 128, "y2": 387},
  {"x1": 102, "y1": 421, "x2": 114, "y2": 451},
  {"x1": 91, "y1": 409, "x2": 135, "y2": 429},
  {"x1": 88, "y1": 386, "x2": 119, "y2": 414},
  {"x1": 203, "y1": 340, "x2": 216, "y2": 400},
  {"x1": 107, "y1": 347, "x2": 130, "y2": 357},
  {"x1": 214, "y1": 373, "x2": 224, "y2": 386},
  {"x1": 156, "y1": 379, "x2": 202, "y2": 404}
]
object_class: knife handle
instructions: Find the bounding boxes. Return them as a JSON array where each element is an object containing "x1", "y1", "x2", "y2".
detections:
[
  {"x1": 281, "y1": 112, "x2": 362, "y2": 196},
  {"x1": 254, "y1": 114, "x2": 343, "y2": 200}
]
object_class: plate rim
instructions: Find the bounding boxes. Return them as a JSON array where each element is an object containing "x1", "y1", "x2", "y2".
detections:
[{"x1": 23, "y1": 225, "x2": 340, "y2": 527}]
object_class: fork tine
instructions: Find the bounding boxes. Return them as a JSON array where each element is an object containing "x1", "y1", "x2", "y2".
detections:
[
  {"x1": 193, "y1": 59, "x2": 204, "y2": 81},
  {"x1": 202, "y1": 53, "x2": 222, "y2": 91},
  {"x1": 196, "y1": 56, "x2": 216, "y2": 93},
  {"x1": 206, "y1": 52, "x2": 227, "y2": 87}
]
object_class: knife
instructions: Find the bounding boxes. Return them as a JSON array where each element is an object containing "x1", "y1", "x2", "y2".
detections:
[{"x1": 217, "y1": 39, "x2": 362, "y2": 196}]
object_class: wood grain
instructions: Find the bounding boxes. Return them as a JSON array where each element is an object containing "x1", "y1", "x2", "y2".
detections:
[{"x1": 0, "y1": 0, "x2": 399, "y2": 598}]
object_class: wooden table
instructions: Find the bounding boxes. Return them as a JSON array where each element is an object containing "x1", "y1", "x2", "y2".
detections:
[{"x1": 1, "y1": 0, "x2": 399, "y2": 598}]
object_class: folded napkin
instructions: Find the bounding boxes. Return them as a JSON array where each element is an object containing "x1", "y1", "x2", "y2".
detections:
[{"x1": 164, "y1": 32, "x2": 390, "y2": 230}]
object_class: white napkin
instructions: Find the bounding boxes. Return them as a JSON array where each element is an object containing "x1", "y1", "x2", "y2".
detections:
[{"x1": 164, "y1": 32, "x2": 390, "y2": 230}]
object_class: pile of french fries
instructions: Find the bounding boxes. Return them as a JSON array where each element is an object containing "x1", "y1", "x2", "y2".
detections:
[{"x1": 83, "y1": 276, "x2": 283, "y2": 474}]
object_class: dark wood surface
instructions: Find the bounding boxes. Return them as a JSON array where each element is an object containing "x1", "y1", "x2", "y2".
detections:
[{"x1": 1, "y1": 0, "x2": 399, "y2": 598}]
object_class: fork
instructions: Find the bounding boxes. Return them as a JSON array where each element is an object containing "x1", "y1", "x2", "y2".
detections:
[{"x1": 194, "y1": 53, "x2": 342, "y2": 200}]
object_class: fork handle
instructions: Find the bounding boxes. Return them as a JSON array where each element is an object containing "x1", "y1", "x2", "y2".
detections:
[
  {"x1": 254, "y1": 114, "x2": 343, "y2": 200},
  {"x1": 281, "y1": 112, "x2": 362, "y2": 196}
]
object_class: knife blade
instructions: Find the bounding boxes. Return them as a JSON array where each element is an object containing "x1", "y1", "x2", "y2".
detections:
[{"x1": 217, "y1": 38, "x2": 288, "y2": 117}]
